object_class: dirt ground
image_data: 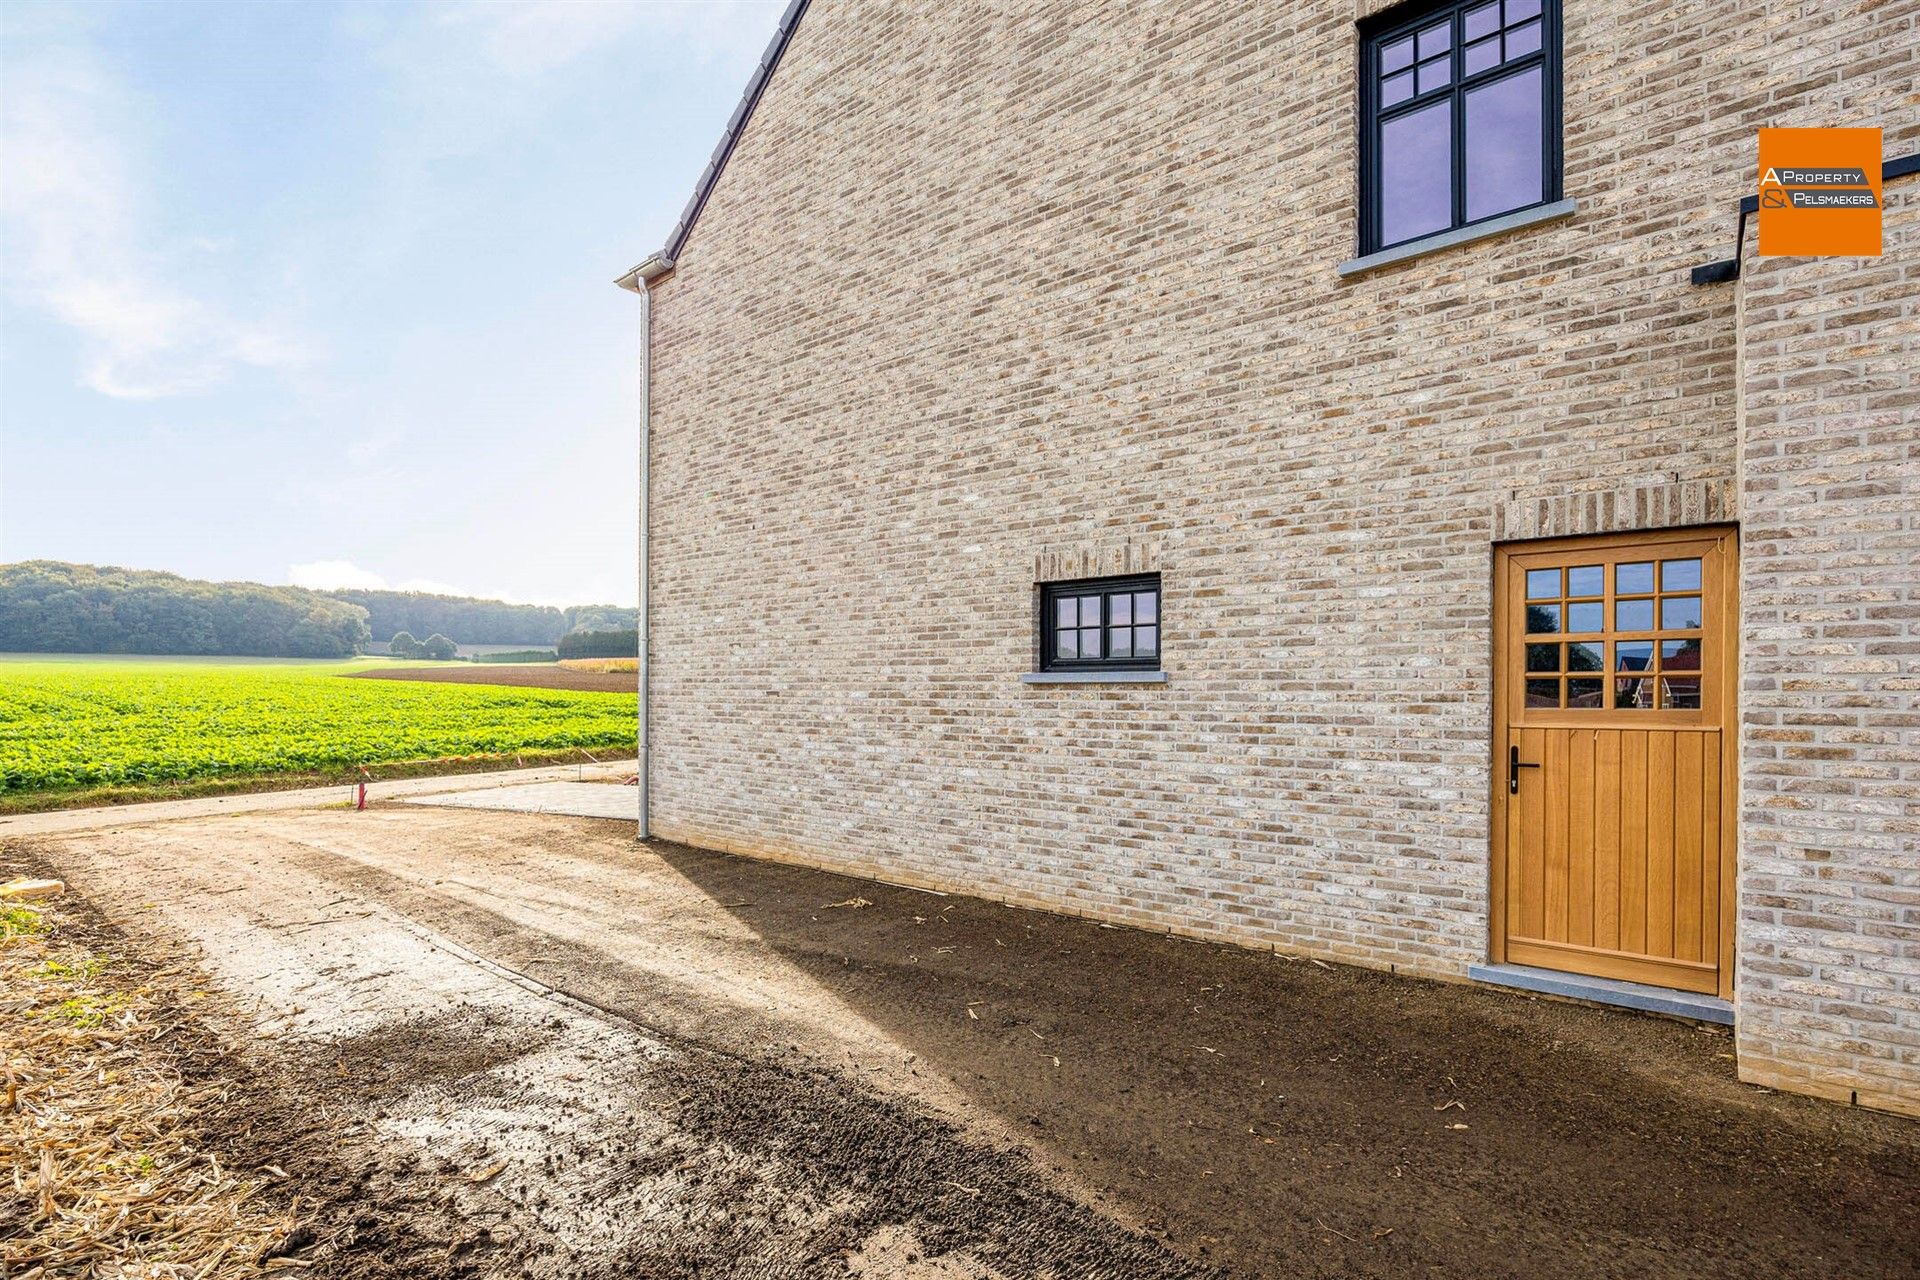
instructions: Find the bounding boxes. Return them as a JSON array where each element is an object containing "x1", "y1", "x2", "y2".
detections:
[
  {"x1": 346, "y1": 665, "x2": 633, "y2": 692},
  {"x1": 9, "y1": 805, "x2": 1917, "y2": 1279}
]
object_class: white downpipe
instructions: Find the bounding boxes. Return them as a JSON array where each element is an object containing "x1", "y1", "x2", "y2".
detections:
[{"x1": 635, "y1": 281, "x2": 652, "y2": 840}]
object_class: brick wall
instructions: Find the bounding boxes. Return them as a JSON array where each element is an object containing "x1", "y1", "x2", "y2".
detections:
[
  {"x1": 638, "y1": 0, "x2": 1917, "y2": 1106},
  {"x1": 1735, "y1": 181, "x2": 1919, "y2": 1116}
]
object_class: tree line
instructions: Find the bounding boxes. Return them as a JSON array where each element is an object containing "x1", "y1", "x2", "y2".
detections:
[
  {"x1": 322, "y1": 590, "x2": 636, "y2": 647},
  {"x1": 557, "y1": 629, "x2": 639, "y2": 659},
  {"x1": 0, "y1": 562, "x2": 641, "y2": 658},
  {"x1": 0, "y1": 561, "x2": 370, "y2": 658}
]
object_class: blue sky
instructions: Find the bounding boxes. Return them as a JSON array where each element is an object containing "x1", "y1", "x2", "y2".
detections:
[{"x1": 0, "y1": 0, "x2": 784, "y2": 606}]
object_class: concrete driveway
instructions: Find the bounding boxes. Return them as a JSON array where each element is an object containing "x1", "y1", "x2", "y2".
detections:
[{"x1": 11, "y1": 802, "x2": 1917, "y2": 1279}]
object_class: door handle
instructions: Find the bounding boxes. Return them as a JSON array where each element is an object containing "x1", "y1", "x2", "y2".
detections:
[{"x1": 1508, "y1": 744, "x2": 1540, "y2": 794}]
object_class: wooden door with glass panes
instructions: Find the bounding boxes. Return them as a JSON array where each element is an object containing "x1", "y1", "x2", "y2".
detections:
[{"x1": 1490, "y1": 528, "x2": 1737, "y2": 997}]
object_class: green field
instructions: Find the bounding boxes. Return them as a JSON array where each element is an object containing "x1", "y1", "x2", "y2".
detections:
[{"x1": 0, "y1": 654, "x2": 635, "y2": 803}]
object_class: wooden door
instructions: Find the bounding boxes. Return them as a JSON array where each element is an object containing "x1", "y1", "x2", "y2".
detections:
[{"x1": 1491, "y1": 528, "x2": 1737, "y2": 997}]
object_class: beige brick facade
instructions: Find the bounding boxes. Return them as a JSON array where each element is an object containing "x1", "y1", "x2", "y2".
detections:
[
  {"x1": 632, "y1": 1, "x2": 1918, "y2": 1111},
  {"x1": 1735, "y1": 184, "x2": 1919, "y2": 1115}
]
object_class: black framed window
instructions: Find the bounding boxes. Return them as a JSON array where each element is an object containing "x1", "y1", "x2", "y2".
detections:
[
  {"x1": 1040, "y1": 575, "x2": 1160, "y2": 672},
  {"x1": 1360, "y1": 0, "x2": 1561, "y2": 253}
]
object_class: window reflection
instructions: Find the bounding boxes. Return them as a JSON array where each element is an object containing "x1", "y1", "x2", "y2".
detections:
[
  {"x1": 1614, "y1": 641, "x2": 1653, "y2": 672},
  {"x1": 1660, "y1": 676, "x2": 1702, "y2": 710},
  {"x1": 1661, "y1": 559, "x2": 1702, "y2": 591},
  {"x1": 1380, "y1": 100, "x2": 1453, "y2": 246},
  {"x1": 1366, "y1": 0, "x2": 1558, "y2": 251},
  {"x1": 1661, "y1": 639, "x2": 1701, "y2": 669},
  {"x1": 1662, "y1": 596, "x2": 1703, "y2": 630},
  {"x1": 1465, "y1": 67, "x2": 1543, "y2": 222},
  {"x1": 1616, "y1": 599, "x2": 1654, "y2": 631},
  {"x1": 1521, "y1": 547, "x2": 1709, "y2": 713},
  {"x1": 1616, "y1": 562, "x2": 1654, "y2": 594},
  {"x1": 1566, "y1": 602, "x2": 1604, "y2": 632}
]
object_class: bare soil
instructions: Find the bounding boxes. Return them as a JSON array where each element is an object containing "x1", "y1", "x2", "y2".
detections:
[
  {"x1": 9, "y1": 807, "x2": 1916, "y2": 1279},
  {"x1": 346, "y1": 665, "x2": 633, "y2": 692}
]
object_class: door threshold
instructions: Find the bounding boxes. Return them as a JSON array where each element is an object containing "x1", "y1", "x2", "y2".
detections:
[{"x1": 1469, "y1": 962, "x2": 1733, "y2": 1025}]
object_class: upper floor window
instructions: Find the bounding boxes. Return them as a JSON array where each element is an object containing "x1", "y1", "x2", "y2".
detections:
[
  {"x1": 1360, "y1": 0, "x2": 1562, "y2": 253},
  {"x1": 1040, "y1": 575, "x2": 1160, "y2": 672}
]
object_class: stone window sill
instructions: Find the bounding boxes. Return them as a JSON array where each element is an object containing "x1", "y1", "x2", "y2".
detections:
[
  {"x1": 1020, "y1": 670, "x2": 1167, "y2": 685},
  {"x1": 1337, "y1": 198, "x2": 1579, "y2": 278}
]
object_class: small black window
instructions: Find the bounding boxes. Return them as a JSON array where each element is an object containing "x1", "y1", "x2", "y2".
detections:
[
  {"x1": 1039, "y1": 575, "x2": 1160, "y2": 672},
  {"x1": 1360, "y1": 0, "x2": 1561, "y2": 253}
]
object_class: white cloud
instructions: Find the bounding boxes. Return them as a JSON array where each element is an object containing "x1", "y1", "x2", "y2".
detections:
[
  {"x1": 288, "y1": 560, "x2": 391, "y2": 591},
  {"x1": 0, "y1": 17, "x2": 314, "y2": 399},
  {"x1": 396, "y1": 577, "x2": 470, "y2": 597}
]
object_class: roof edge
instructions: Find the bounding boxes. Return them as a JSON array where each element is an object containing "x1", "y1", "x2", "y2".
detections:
[
  {"x1": 619, "y1": 0, "x2": 811, "y2": 289},
  {"x1": 615, "y1": 254, "x2": 677, "y2": 293}
]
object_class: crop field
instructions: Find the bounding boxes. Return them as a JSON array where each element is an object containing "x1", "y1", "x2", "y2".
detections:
[{"x1": 0, "y1": 654, "x2": 635, "y2": 800}]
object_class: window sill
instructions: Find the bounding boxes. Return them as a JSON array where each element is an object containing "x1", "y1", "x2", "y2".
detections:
[
  {"x1": 1021, "y1": 670, "x2": 1167, "y2": 685},
  {"x1": 1337, "y1": 198, "x2": 1578, "y2": 278}
]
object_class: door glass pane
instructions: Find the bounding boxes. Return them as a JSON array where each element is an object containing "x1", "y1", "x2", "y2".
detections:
[
  {"x1": 1615, "y1": 599, "x2": 1654, "y2": 631},
  {"x1": 1525, "y1": 643, "x2": 1559, "y2": 672},
  {"x1": 1381, "y1": 70, "x2": 1415, "y2": 107},
  {"x1": 1525, "y1": 678, "x2": 1559, "y2": 708},
  {"x1": 1567, "y1": 565, "x2": 1603, "y2": 597},
  {"x1": 1616, "y1": 562, "x2": 1654, "y2": 594},
  {"x1": 1526, "y1": 568, "x2": 1560, "y2": 599},
  {"x1": 1661, "y1": 559, "x2": 1702, "y2": 591},
  {"x1": 1507, "y1": 0, "x2": 1542, "y2": 21},
  {"x1": 1526, "y1": 603, "x2": 1560, "y2": 633},
  {"x1": 1661, "y1": 638, "x2": 1702, "y2": 669},
  {"x1": 1567, "y1": 678, "x2": 1603, "y2": 708},
  {"x1": 1616, "y1": 677, "x2": 1652, "y2": 709},
  {"x1": 1660, "y1": 676, "x2": 1702, "y2": 710},
  {"x1": 1614, "y1": 641, "x2": 1653, "y2": 671},
  {"x1": 1380, "y1": 99, "x2": 1453, "y2": 246},
  {"x1": 1662, "y1": 596, "x2": 1703, "y2": 630},
  {"x1": 1566, "y1": 601, "x2": 1603, "y2": 632},
  {"x1": 1381, "y1": 35, "x2": 1415, "y2": 73},
  {"x1": 1464, "y1": 1, "x2": 1500, "y2": 41},
  {"x1": 1416, "y1": 55, "x2": 1451, "y2": 95},
  {"x1": 1416, "y1": 21, "x2": 1450, "y2": 59},
  {"x1": 1565, "y1": 641, "x2": 1602, "y2": 672},
  {"x1": 1464, "y1": 66, "x2": 1542, "y2": 222}
]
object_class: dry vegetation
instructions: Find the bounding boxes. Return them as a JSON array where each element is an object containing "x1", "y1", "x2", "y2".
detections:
[
  {"x1": 558, "y1": 658, "x2": 637, "y2": 674},
  {"x1": 0, "y1": 895, "x2": 293, "y2": 1277}
]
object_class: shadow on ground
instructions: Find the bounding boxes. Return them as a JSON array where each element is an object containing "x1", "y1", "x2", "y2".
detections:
[
  {"x1": 641, "y1": 839, "x2": 1918, "y2": 1280},
  {"x1": 22, "y1": 809, "x2": 1919, "y2": 1280}
]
